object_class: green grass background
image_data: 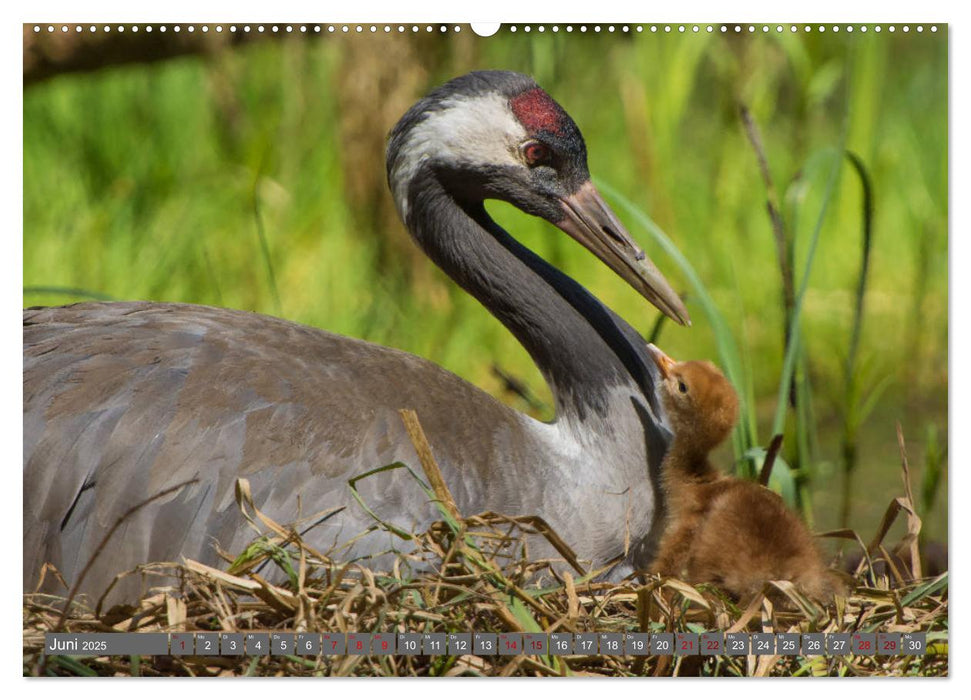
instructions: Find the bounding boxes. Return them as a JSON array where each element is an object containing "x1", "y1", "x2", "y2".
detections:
[{"x1": 23, "y1": 26, "x2": 947, "y2": 544}]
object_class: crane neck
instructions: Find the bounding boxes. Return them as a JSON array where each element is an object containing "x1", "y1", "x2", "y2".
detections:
[
  {"x1": 663, "y1": 438, "x2": 719, "y2": 481},
  {"x1": 403, "y1": 166, "x2": 663, "y2": 425}
]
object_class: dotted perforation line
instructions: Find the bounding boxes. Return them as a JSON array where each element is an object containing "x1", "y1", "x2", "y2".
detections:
[
  {"x1": 31, "y1": 24, "x2": 466, "y2": 34},
  {"x1": 31, "y1": 24, "x2": 940, "y2": 35},
  {"x1": 506, "y1": 24, "x2": 937, "y2": 34}
]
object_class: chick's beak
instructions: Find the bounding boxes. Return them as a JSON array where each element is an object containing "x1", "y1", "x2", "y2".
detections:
[
  {"x1": 556, "y1": 181, "x2": 690, "y2": 326},
  {"x1": 646, "y1": 343, "x2": 677, "y2": 379}
]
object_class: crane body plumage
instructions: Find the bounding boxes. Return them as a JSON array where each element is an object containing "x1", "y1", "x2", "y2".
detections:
[{"x1": 23, "y1": 71, "x2": 688, "y2": 603}]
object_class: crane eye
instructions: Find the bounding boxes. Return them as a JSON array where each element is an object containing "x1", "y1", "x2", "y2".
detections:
[
  {"x1": 677, "y1": 380, "x2": 688, "y2": 394},
  {"x1": 522, "y1": 141, "x2": 552, "y2": 167}
]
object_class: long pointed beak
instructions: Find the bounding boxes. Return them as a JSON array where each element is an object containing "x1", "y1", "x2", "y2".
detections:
[
  {"x1": 556, "y1": 181, "x2": 690, "y2": 326},
  {"x1": 646, "y1": 343, "x2": 677, "y2": 379}
]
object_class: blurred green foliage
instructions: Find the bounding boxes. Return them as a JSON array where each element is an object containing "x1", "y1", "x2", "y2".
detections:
[{"x1": 23, "y1": 27, "x2": 947, "y2": 541}]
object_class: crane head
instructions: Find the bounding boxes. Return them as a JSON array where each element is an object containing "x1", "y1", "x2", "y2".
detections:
[
  {"x1": 387, "y1": 71, "x2": 690, "y2": 326},
  {"x1": 646, "y1": 344, "x2": 739, "y2": 452}
]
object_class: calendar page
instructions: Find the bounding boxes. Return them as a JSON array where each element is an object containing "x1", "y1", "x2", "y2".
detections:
[{"x1": 22, "y1": 12, "x2": 948, "y2": 679}]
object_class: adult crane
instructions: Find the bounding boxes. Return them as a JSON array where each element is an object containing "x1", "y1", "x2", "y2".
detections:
[{"x1": 24, "y1": 71, "x2": 690, "y2": 603}]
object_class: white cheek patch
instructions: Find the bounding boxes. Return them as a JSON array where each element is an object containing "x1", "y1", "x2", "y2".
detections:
[{"x1": 390, "y1": 93, "x2": 528, "y2": 221}]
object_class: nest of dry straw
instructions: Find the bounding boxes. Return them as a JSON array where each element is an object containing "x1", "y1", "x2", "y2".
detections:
[{"x1": 24, "y1": 412, "x2": 947, "y2": 677}]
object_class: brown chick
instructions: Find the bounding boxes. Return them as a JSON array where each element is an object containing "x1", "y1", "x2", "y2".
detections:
[{"x1": 646, "y1": 344, "x2": 846, "y2": 603}]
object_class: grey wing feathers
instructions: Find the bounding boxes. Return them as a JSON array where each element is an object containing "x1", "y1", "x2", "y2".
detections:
[{"x1": 24, "y1": 302, "x2": 484, "y2": 602}]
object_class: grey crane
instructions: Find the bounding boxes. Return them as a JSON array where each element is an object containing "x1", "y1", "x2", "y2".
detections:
[{"x1": 23, "y1": 71, "x2": 690, "y2": 604}]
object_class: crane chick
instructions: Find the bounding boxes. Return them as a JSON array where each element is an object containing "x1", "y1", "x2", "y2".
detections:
[{"x1": 646, "y1": 344, "x2": 846, "y2": 603}]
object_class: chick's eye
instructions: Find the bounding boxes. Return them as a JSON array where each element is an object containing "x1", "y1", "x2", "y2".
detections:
[
  {"x1": 677, "y1": 380, "x2": 688, "y2": 394},
  {"x1": 522, "y1": 141, "x2": 551, "y2": 166}
]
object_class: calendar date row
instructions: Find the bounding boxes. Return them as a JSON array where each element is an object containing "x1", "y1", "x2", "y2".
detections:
[{"x1": 45, "y1": 631, "x2": 927, "y2": 658}]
